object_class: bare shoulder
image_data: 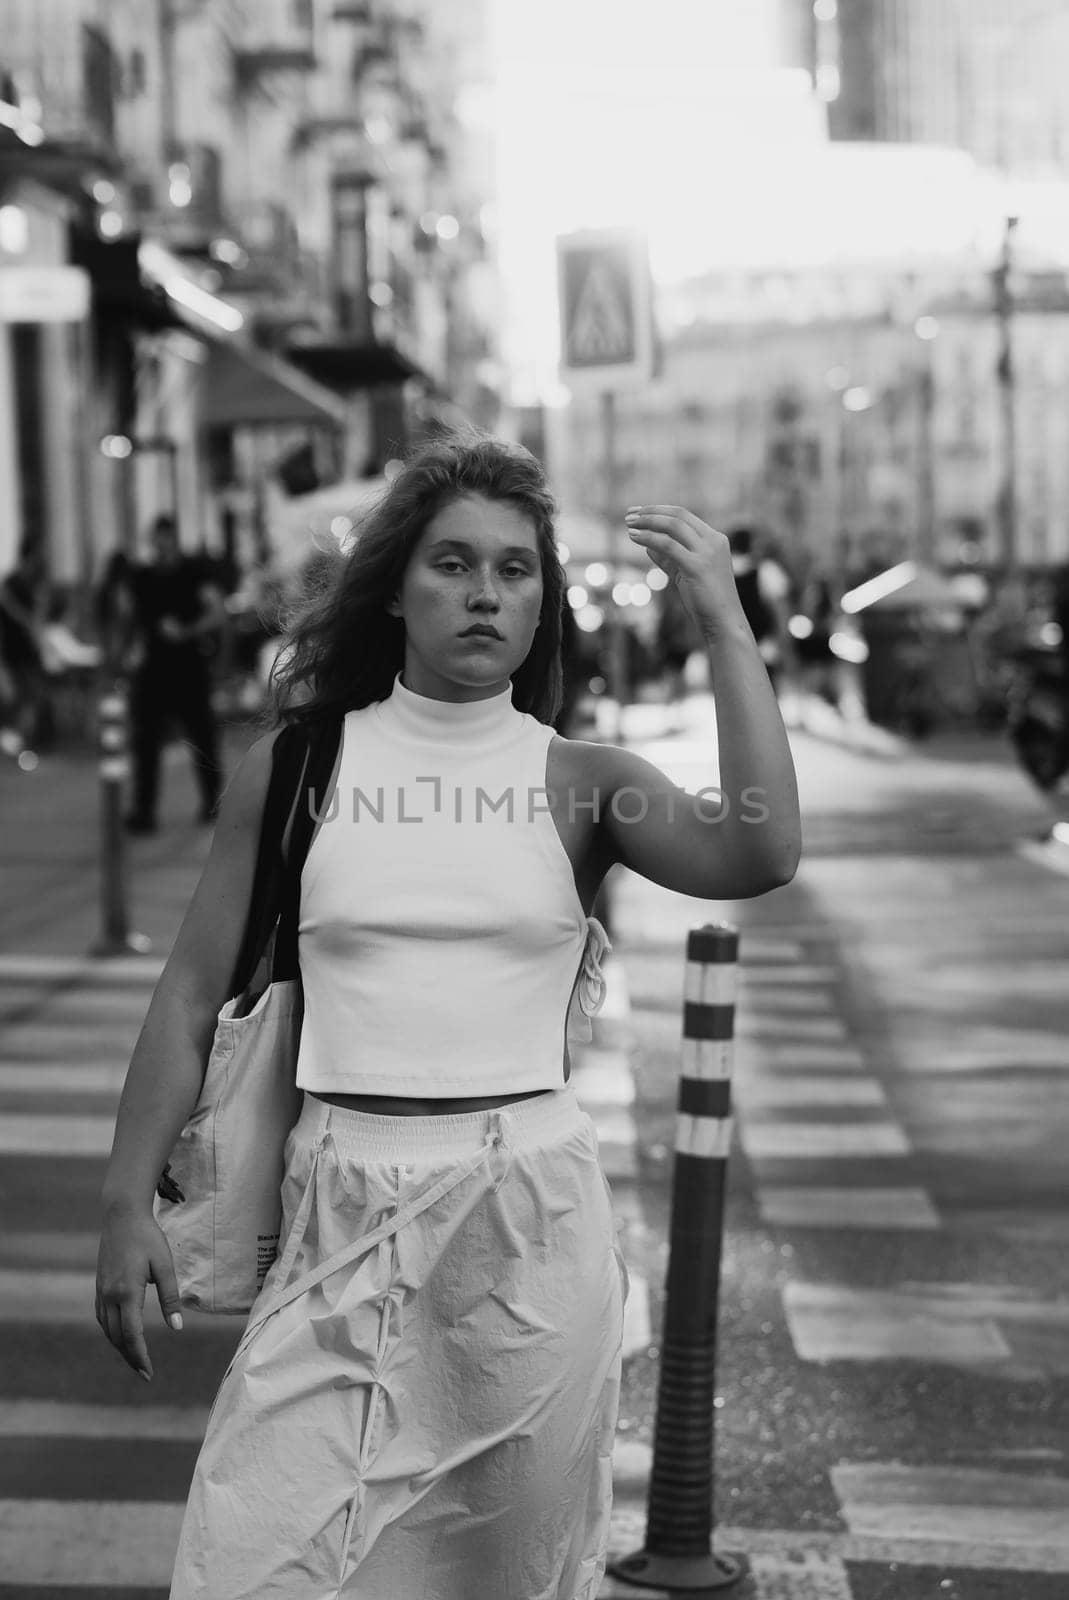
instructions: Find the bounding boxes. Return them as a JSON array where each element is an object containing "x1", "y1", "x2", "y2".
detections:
[{"x1": 550, "y1": 733, "x2": 676, "y2": 795}]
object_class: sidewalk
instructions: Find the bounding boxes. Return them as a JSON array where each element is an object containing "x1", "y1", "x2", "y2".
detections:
[{"x1": 0, "y1": 722, "x2": 259, "y2": 959}]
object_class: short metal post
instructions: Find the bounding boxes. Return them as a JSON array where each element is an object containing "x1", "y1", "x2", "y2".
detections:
[
  {"x1": 608, "y1": 923, "x2": 744, "y2": 1591},
  {"x1": 93, "y1": 679, "x2": 150, "y2": 957}
]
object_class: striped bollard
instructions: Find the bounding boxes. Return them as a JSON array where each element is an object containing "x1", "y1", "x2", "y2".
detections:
[
  {"x1": 93, "y1": 681, "x2": 150, "y2": 957},
  {"x1": 608, "y1": 923, "x2": 744, "y2": 1592}
]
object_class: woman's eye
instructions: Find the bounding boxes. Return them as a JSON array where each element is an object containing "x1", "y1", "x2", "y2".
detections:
[{"x1": 436, "y1": 561, "x2": 532, "y2": 577}]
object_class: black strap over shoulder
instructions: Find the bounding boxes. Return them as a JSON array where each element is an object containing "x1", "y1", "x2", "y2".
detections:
[
  {"x1": 272, "y1": 716, "x2": 343, "y2": 980},
  {"x1": 228, "y1": 716, "x2": 343, "y2": 998}
]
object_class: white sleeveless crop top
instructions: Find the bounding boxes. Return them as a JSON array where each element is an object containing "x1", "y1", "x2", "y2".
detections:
[{"x1": 294, "y1": 670, "x2": 611, "y2": 1095}]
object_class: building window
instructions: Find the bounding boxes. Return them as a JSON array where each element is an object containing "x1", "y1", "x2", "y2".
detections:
[{"x1": 125, "y1": 50, "x2": 147, "y2": 99}]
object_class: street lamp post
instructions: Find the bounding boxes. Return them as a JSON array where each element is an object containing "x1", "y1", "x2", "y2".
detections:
[
  {"x1": 913, "y1": 316, "x2": 939, "y2": 567},
  {"x1": 993, "y1": 215, "x2": 1019, "y2": 573},
  {"x1": 600, "y1": 387, "x2": 628, "y2": 742}
]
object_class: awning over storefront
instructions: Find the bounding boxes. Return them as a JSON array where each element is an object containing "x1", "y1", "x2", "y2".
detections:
[
  {"x1": 286, "y1": 338, "x2": 424, "y2": 389},
  {"x1": 133, "y1": 239, "x2": 349, "y2": 429},
  {"x1": 70, "y1": 229, "x2": 182, "y2": 332},
  {"x1": 197, "y1": 338, "x2": 348, "y2": 429}
]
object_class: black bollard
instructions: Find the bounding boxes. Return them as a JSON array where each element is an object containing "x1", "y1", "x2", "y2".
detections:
[
  {"x1": 93, "y1": 680, "x2": 150, "y2": 958},
  {"x1": 608, "y1": 922, "x2": 745, "y2": 1591}
]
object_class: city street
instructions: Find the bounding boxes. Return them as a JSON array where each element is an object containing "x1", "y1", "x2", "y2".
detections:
[
  {"x1": 6, "y1": 1, "x2": 1069, "y2": 1595},
  {"x1": 0, "y1": 706, "x2": 1067, "y2": 1597}
]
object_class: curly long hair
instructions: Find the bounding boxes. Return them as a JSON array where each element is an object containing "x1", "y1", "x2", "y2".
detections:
[{"x1": 269, "y1": 430, "x2": 566, "y2": 728}]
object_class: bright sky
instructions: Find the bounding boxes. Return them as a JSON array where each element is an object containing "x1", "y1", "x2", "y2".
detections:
[
  {"x1": 483, "y1": 0, "x2": 1069, "y2": 406},
  {"x1": 488, "y1": 0, "x2": 795, "y2": 400}
]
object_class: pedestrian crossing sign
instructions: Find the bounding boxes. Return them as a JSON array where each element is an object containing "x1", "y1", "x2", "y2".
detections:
[{"x1": 556, "y1": 228, "x2": 654, "y2": 388}]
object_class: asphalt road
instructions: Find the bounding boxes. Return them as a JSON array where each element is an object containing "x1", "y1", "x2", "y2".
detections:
[
  {"x1": 603, "y1": 706, "x2": 1069, "y2": 1599},
  {"x1": 1, "y1": 703, "x2": 1067, "y2": 1598}
]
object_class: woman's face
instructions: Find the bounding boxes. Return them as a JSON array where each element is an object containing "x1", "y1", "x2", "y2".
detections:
[{"x1": 388, "y1": 494, "x2": 544, "y2": 701}]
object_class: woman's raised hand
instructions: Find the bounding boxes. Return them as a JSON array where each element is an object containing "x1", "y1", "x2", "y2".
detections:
[{"x1": 623, "y1": 506, "x2": 743, "y2": 640}]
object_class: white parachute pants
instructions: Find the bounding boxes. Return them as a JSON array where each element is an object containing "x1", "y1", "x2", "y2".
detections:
[{"x1": 170, "y1": 1080, "x2": 627, "y2": 1600}]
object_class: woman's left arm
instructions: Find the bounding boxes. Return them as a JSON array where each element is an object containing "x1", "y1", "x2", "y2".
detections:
[{"x1": 595, "y1": 505, "x2": 801, "y2": 900}]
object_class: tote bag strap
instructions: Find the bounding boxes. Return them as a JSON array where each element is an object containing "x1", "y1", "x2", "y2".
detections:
[
  {"x1": 271, "y1": 714, "x2": 344, "y2": 983},
  {"x1": 226, "y1": 723, "x2": 312, "y2": 1000}
]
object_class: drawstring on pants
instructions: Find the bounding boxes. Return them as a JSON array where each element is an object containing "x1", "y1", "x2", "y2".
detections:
[
  {"x1": 489, "y1": 1107, "x2": 516, "y2": 1192},
  {"x1": 234, "y1": 1112, "x2": 519, "y2": 1363}
]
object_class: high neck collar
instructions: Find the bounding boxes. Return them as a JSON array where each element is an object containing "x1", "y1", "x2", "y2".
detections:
[{"x1": 378, "y1": 670, "x2": 521, "y2": 748}]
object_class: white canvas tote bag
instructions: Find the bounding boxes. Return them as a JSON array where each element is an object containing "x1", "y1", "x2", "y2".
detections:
[{"x1": 152, "y1": 716, "x2": 341, "y2": 1313}]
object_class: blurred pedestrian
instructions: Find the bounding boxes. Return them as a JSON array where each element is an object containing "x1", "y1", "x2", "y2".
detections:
[
  {"x1": 1053, "y1": 560, "x2": 1069, "y2": 696},
  {"x1": 94, "y1": 550, "x2": 137, "y2": 674},
  {"x1": 124, "y1": 515, "x2": 225, "y2": 834},
  {"x1": 727, "y1": 524, "x2": 793, "y2": 694},
  {"x1": 796, "y1": 566, "x2": 840, "y2": 708},
  {"x1": 0, "y1": 545, "x2": 49, "y2": 750},
  {"x1": 96, "y1": 433, "x2": 800, "y2": 1599}
]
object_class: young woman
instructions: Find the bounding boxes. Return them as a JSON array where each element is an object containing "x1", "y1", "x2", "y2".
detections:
[{"x1": 96, "y1": 434, "x2": 800, "y2": 1599}]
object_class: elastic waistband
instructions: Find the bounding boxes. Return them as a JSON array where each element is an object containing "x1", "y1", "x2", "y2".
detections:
[{"x1": 295, "y1": 1080, "x2": 586, "y2": 1160}]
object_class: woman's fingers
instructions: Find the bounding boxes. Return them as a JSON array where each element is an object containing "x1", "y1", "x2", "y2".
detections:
[
  {"x1": 118, "y1": 1292, "x2": 153, "y2": 1381},
  {"x1": 150, "y1": 1240, "x2": 184, "y2": 1335},
  {"x1": 624, "y1": 507, "x2": 704, "y2": 550},
  {"x1": 100, "y1": 1299, "x2": 128, "y2": 1366},
  {"x1": 97, "y1": 1272, "x2": 153, "y2": 1380}
]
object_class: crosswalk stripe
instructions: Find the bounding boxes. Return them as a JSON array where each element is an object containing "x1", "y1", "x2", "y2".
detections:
[
  {"x1": 740, "y1": 1120, "x2": 910, "y2": 1159},
  {"x1": 0, "y1": 1231, "x2": 100, "y2": 1267},
  {"x1": 599, "y1": 1541, "x2": 855, "y2": 1600},
  {"x1": 0, "y1": 956, "x2": 163, "y2": 983},
  {"x1": 1, "y1": 1027, "x2": 138, "y2": 1055},
  {"x1": 833, "y1": 1462, "x2": 1069, "y2": 1549},
  {"x1": 759, "y1": 1187, "x2": 939, "y2": 1230},
  {"x1": 621, "y1": 1273, "x2": 651, "y2": 1358},
  {"x1": 572, "y1": 1052, "x2": 636, "y2": 1105},
  {"x1": 0, "y1": 1266, "x2": 112, "y2": 1323},
  {"x1": 17, "y1": 992, "x2": 151, "y2": 1021},
  {"x1": 0, "y1": 1112, "x2": 115, "y2": 1155},
  {"x1": 599, "y1": 1139, "x2": 639, "y2": 1180},
  {"x1": 1017, "y1": 838, "x2": 1069, "y2": 880},
  {"x1": 734, "y1": 938, "x2": 805, "y2": 962},
  {"x1": 734, "y1": 1075, "x2": 887, "y2": 1109},
  {"x1": 590, "y1": 1106, "x2": 641, "y2": 1146},
  {"x1": 0, "y1": 1400, "x2": 210, "y2": 1440},
  {"x1": 0, "y1": 1063, "x2": 125, "y2": 1093},
  {"x1": 738, "y1": 965, "x2": 839, "y2": 985},
  {"x1": 599, "y1": 962, "x2": 631, "y2": 1020},
  {"x1": 605, "y1": 1514, "x2": 1069, "y2": 1576},
  {"x1": 736, "y1": 1016, "x2": 849, "y2": 1041},
  {"x1": 0, "y1": 1498, "x2": 184, "y2": 1587},
  {"x1": 782, "y1": 1281, "x2": 1014, "y2": 1364},
  {"x1": 747, "y1": 1550, "x2": 854, "y2": 1599},
  {"x1": 741, "y1": 1044, "x2": 866, "y2": 1070},
  {"x1": 737, "y1": 990, "x2": 838, "y2": 1015},
  {"x1": 0, "y1": 1268, "x2": 244, "y2": 1329}
]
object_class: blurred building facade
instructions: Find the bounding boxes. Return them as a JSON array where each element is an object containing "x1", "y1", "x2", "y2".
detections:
[
  {"x1": 0, "y1": 0, "x2": 500, "y2": 591},
  {"x1": 549, "y1": 259, "x2": 1069, "y2": 583},
  {"x1": 782, "y1": 0, "x2": 1069, "y2": 176}
]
